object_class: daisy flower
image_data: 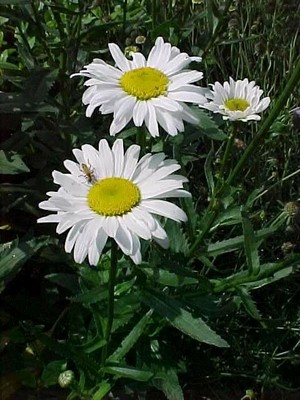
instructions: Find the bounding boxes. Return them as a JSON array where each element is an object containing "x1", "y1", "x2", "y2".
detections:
[
  {"x1": 71, "y1": 37, "x2": 207, "y2": 137},
  {"x1": 200, "y1": 77, "x2": 270, "y2": 122},
  {"x1": 38, "y1": 139, "x2": 191, "y2": 265}
]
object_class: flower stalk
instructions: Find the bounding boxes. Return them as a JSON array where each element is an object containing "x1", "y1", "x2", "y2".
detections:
[{"x1": 101, "y1": 241, "x2": 118, "y2": 365}]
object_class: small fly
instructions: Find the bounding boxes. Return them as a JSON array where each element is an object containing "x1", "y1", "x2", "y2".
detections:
[{"x1": 80, "y1": 163, "x2": 96, "y2": 184}]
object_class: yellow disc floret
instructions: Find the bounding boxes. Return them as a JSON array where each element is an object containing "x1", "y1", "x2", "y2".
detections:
[
  {"x1": 87, "y1": 177, "x2": 141, "y2": 216},
  {"x1": 120, "y1": 67, "x2": 169, "y2": 100},
  {"x1": 224, "y1": 98, "x2": 250, "y2": 111}
]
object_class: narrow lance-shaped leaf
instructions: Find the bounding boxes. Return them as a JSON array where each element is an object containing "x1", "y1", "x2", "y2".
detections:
[
  {"x1": 241, "y1": 207, "x2": 260, "y2": 275},
  {"x1": 108, "y1": 310, "x2": 153, "y2": 362},
  {"x1": 236, "y1": 287, "x2": 262, "y2": 320},
  {"x1": 141, "y1": 290, "x2": 229, "y2": 348}
]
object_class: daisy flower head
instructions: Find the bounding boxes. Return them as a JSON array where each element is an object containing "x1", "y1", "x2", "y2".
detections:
[
  {"x1": 200, "y1": 77, "x2": 270, "y2": 122},
  {"x1": 38, "y1": 139, "x2": 191, "y2": 265},
  {"x1": 71, "y1": 37, "x2": 207, "y2": 137}
]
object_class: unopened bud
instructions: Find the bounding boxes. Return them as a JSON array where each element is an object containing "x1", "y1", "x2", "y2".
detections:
[{"x1": 58, "y1": 370, "x2": 75, "y2": 388}]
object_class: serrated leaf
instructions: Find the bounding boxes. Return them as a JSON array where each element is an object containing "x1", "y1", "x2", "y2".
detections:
[
  {"x1": 23, "y1": 68, "x2": 58, "y2": 104},
  {"x1": 164, "y1": 219, "x2": 189, "y2": 254},
  {"x1": 142, "y1": 291, "x2": 228, "y2": 347},
  {"x1": 204, "y1": 147, "x2": 215, "y2": 195},
  {"x1": 237, "y1": 287, "x2": 262, "y2": 320},
  {"x1": 108, "y1": 310, "x2": 153, "y2": 362},
  {"x1": 140, "y1": 267, "x2": 198, "y2": 287},
  {"x1": 241, "y1": 208, "x2": 260, "y2": 275},
  {"x1": 205, "y1": 225, "x2": 279, "y2": 257},
  {"x1": 71, "y1": 287, "x2": 108, "y2": 305},
  {"x1": 154, "y1": 369, "x2": 184, "y2": 400},
  {"x1": 45, "y1": 273, "x2": 80, "y2": 294},
  {"x1": 0, "y1": 150, "x2": 29, "y2": 174},
  {"x1": 195, "y1": 108, "x2": 227, "y2": 140},
  {"x1": 243, "y1": 266, "x2": 294, "y2": 290},
  {"x1": 103, "y1": 365, "x2": 153, "y2": 381},
  {"x1": 0, "y1": 236, "x2": 57, "y2": 293},
  {"x1": 41, "y1": 360, "x2": 67, "y2": 387}
]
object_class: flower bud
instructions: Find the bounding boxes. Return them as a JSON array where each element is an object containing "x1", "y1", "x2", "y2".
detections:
[{"x1": 58, "y1": 370, "x2": 75, "y2": 388}]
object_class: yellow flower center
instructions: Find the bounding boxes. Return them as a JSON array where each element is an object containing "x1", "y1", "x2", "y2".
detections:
[
  {"x1": 224, "y1": 98, "x2": 250, "y2": 111},
  {"x1": 87, "y1": 177, "x2": 141, "y2": 216},
  {"x1": 120, "y1": 67, "x2": 169, "y2": 100}
]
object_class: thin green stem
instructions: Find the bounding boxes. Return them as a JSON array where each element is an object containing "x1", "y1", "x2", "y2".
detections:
[
  {"x1": 123, "y1": 0, "x2": 128, "y2": 33},
  {"x1": 188, "y1": 125, "x2": 238, "y2": 258},
  {"x1": 152, "y1": 0, "x2": 157, "y2": 29},
  {"x1": 101, "y1": 241, "x2": 118, "y2": 365},
  {"x1": 215, "y1": 123, "x2": 238, "y2": 191},
  {"x1": 184, "y1": 253, "x2": 300, "y2": 298},
  {"x1": 227, "y1": 57, "x2": 300, "y2": 186},
  {"x1": 136, "y1": 127, "x2": 147, "y2": 152},
  {"x1": 202, "y1": 0, "x2": 234, "y2": 59}
]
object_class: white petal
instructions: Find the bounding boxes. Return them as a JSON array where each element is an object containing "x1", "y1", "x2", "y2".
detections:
[
  {"x1": 122, "y1": 144, "x2": 141, "y2": 179},
  {"x1": 120, "y1": 213, "x2": 152, "y2": 240},
  {"x1": 64, "y1": 220, "x2": 86, "y2": 254},
  {"x1": 37, "y1": 214, "x2": 62, "y2": 224},
  {"x1": 102, "y1": 216, "x2": 119, "y2": 237},
  {"x1": 131, "y1": 52, "x2": 146, "y2": 68},
  {"x1": 114, "y1": 224, "x2": 133, "y2": 255},
  {"x1": 108, "y1": 43, "x2": 132, "y2": 71},
  {"x1": 112, "y1": 139, "x2": 124, "y2": 177},
  {"x1": 168, "y1": 71, "x2": 203, "y2": 90},
  {"x1": 142, "y1": 199, "x2": 187, "y2": 222},
  {"x1": 98, "y1": 139, "x2": 114, "y2": 176},
  {"x1": 133, "y1": 101, "x2": 148, "y2": 126},
  {"x1": 145, "y1": 102, "x2": 159, "y2": 137},
  {"x1": 88, "y1": 228, "x2": 108, "y2": 265},
  {"x1": 52, "y1": 171, "x2": 88, "y2": 197}
]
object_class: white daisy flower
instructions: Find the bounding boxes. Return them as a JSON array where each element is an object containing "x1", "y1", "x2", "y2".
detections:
[
  {"x1": 71, "y1": 37, "x2": 207, "y2": 137},
  {"x1": 200, "y1": 77, "x2": 270, "y2": 122},
  {"x1": 38, "y1": 139, "x2": 191, "y2": 265}
]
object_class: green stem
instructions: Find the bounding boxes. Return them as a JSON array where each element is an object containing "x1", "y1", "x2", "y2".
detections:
[
  {"x1": 101, "y1": 241, "x2": 118, "y2": 365},
  {"x1": 215, "y1": 123, "x2": 238, "y2": 191},
  {"x1": 185, "y1": 254, "x2": 300, "y2": 298},
  {"x1": 187, "y1": 125, "x2": 238, "y2": 258},
  {"x1": 123, "y1": 0, "x2": 128, "y2": 33},
  {"x1": 152, "y1": 0, "x2": 157, "y2": 29},
  {"x1": 136, "y1": 127, "x2": 147, "y2": 151},
  {"x1": 227, "y1": 57, "x2": 300, "y2": 186},
  {"x1": 202, "y1": 0, "x2": 234, "y2": 58}
]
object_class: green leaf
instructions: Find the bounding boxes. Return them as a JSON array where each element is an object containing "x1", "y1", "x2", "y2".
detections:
[
  {"x1": 205, "y1": 225, "x2": 280, "y2": 257},
  {"x1": 140, "y1": 267, "x2": 198, "y2": 287},
  {"x1": 103, "y1": 365, "x2": 153, "y2": 382},
  {"x1": 164, "y1": 219, "x2": 189, "y2": 254},
  {"x1": 0, "y1": 0, "x2": 30, "y2": 3},
  {"x1": 71, "y1": 287, "x2": 108, "y2": 305},
  {"x1": 108, "y1": 310, "x2": 153, "y2": 362},
  {"x1": 237, "y1": 287, "x2": 262, "y2": 320},
  {"x1": 194, "y1": 108, "x2": 227, "y2": 140},
  {"x1": 204, "y1": 147, "x2": 215, "y2": 195},
  {"x1": 0, "y1": 150, "x2": 29, "y2": 174},
  {"x1": 45, "y1": 273, "x2": 80, "y2": 294},
  {"x1": 41, "y1": 360, "x2": 67, "y2": 387},
  {"x1": 243, "y1": 266, "x2": 294, "y2": 290},
  {"x1": 153, "y1": 369, "x2": 184, "y2": 400},
  {"x1": 0, "y1": 236, "x2": 57, "y2": 293},
  {"x1": 241, "y1": 208, "x2": 260, "y2": 275},
  {"x1": 142, "y1": 291, "x2": 229, "y2": 348},
  {"x1": 23, "y1": 68, "x2": 58, "y2": 105},
  {"x1": 92, "y1": 382, "x2": 111, "y2": 400}
]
